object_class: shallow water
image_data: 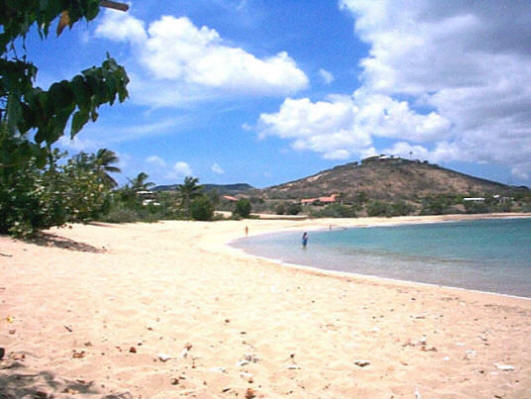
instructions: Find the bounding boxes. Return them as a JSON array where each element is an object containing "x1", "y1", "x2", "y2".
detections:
[{"x1": 233, "y1": 218, "x2": 531, "y2": 297}]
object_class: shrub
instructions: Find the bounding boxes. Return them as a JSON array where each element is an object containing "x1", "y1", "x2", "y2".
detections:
[
  {"x1": 234, "y1": 198, "x2": 252, "y2": 218},
  {"x1": 353, "y1": 191, "x2": 369, "y2": 205},
  {"x1": 312, "y1": 203, "x2": 357, "y2": 218},
  {"x1": 389, "y1": 200, "x2": 414, "y2": 216},
  {"x1": 463, "y1": 200, "x2": 489, "y2": 214},
  {"x1": 101, "y1": 206, "x2": 139, "y2": 223},
  {"x1": 0, "y1": 147, "x2": 112, "y2": 237},
  {"x1": 420, "y1": 196, "x2": 451, "y2": 215},
  {"x1": 366, "y1": 200, "x2": 391, "y2": 217},
  {"x1": 190, "y1": 196, "x2": 215, "y2": 221},
  {"x1": 286, "y1": 202, "x2": 302, "y2": 215},
  {"x1": 275, "y1": 203, "x2": 286, "y2": 215}
]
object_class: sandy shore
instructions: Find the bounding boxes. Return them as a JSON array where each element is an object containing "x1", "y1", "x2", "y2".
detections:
[{"x1": 1, "y1": 214, "x2": 530, "y2": 398}]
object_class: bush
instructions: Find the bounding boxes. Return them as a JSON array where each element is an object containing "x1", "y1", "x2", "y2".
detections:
[
  {"x1": 312, "y1": 203, "x2": 357, "y2": 218},
  {"x1": 286, "y1": 202, "x2": 302, "y2": 215},
  {"x1": 420, "y1": 196, "x2": 451, "y2": 215},
  {"x1": 366, "y1": 200, "x2": 391, "y2": 217},
  {"x1": 463, "y1": 200, "x2": 489, "y2": 214},
  {"x1": 389, "y1": 200, "x2": 414, "y2": 216},
  {"x1": 100, "y1": 206, "x2": 139, "y2": 223},
  {"x1": 190, "y1": 196, "x2": 215, "y2": 221},
  {"x1": 0, "y1": 147, "x2": 112, "y2": 237},
  {"x1": 275, "y1": 203, "x2": 286, "y2": 215},
  {"x1": 234, "y1": 198, "x2": 252, "y2": 218},
  {"x1": 353, "y1": 191, "x2": 369, "y2": 205}
]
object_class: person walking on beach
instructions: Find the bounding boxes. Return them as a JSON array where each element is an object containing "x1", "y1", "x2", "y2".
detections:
[
  {"x1": 245, "y1": 225, "x2": 249, "y2": 237},
  {"x1": 302, "y1": 232, "x2": 308, "y2": 248}
]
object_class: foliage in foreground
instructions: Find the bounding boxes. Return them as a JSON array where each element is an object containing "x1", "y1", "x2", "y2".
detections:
[
  {"x1": 0, "y1": 1, "x2": 129, "y2": 169},
  {"x1": 0, "y1": 147, "x2": 112, "y2": 237},
  {"x1": 0, "y1": 1, "x2": 129, "y2": 237}
]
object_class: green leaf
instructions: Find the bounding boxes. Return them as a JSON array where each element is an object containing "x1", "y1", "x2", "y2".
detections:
[
  {"x1": 71, "y1": 75, "x2": 90, "y2": 109},
  {"x1": 87, "y1": 0, "x2": 101, "y2": 20},
  {"x1": 6, "y1": 93, "x2": 22, "y2": 135},
  {"x1": 35, "y1": 147, "x2": 48, "y2": 169},
  {"x1": 49, "y1": 80, "x2": 74, "y2": 110},
  {"x1": 71, "y1": 110, "x2": 89, "y2": 137}
]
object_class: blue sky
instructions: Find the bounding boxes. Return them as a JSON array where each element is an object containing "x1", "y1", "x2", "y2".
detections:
[{"x1": 25, "y1": 0, "x2": 531, "y2": 188}]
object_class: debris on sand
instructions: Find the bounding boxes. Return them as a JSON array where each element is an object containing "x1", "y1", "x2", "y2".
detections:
[
  {"x1": 354, "y1": 360, "x2": 370, "y2": 368},
  {"x1": 494, "y1": 363, "x2": 514, "y2": 371},
  {"x1": 209, "y1": 366, "x2": 227, "y2": 373},
  {"x1": 181, "y1": 343, "x2": 192, "y2": 358},
  {"x1": 237, "y1": 353, "x2": 260, "y2": 367},
  {"x1": 158, "y1": 353, "x2": 171, "y2": 362}
]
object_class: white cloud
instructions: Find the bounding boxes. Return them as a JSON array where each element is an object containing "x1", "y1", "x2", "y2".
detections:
[
  {"x1": 146, "y1": 155, "x2": 167, "y2": 167},
  {"x1": 318, "y1": 68, "x2": 334, "y2": 84},
  {"x1": 171, "y1": 161, "x2": 193, "y2": 178},
  {"x1": 258, "y1": 91, "x2": 449, "y2": 160},
  {"x1": 95, "y1": 11, "x2": 308, "y2": 105},
  {"x1": 257, "y1": 1, "x2": 531, "y2": 183},
  {"x1": 337, "y1": 0, "x2": 531, "y2": 182},
  {"x1": 95, "y1": 10, "x2": 147, "y2": 43},
  {"x1": 211, "y1": 163, "x2": 225, "y2": 174}
]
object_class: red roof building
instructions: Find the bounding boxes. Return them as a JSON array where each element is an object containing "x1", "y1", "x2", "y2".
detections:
[{"x1": 222, "y1": 195, "x2": 239, "y2": 202}]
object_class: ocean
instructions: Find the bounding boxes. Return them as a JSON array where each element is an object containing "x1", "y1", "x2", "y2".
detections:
[{"x1": 232, "y1": 217, "x2": 531, "y2": 298}]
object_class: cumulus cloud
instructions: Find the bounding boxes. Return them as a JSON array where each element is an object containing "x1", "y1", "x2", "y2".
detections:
[
  {"x1": 319, "y1": 68, "x2": 334, "y2": 84},
  {"x1": 171, "y1": 161, "x2": 193, "y2": 178},
  {"x1": 211, "y1": 163, "x2": 225, "y2": 174},
  {"x1": 146, "y1": 155, "x2": 167, "y2": 167},
  {"x1": 95, "y1": 11, "x2": 308, "y2": 105},
  {"x1": 259, "y1": 1, "x2": 531, "y2": 183},
  {"x1": 258, "y1": 91, "x2": 449, "y2": 159},
  {"x1": 95, "y1": 10, "x2": 147, "y2": 43},
  {"x1": 339, "y1": 0, "x2": 531, "y2": 181}
]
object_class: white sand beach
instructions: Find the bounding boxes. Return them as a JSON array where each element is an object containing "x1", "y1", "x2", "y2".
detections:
[{"x1": 1, "y1": 214, "x2": 530, "y2": 398}]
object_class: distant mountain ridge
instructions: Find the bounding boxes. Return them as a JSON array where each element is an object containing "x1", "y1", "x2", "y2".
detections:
[
  {"x1": 153, "y1": 183, "x2": 254, "y2": 195},
  {"x1": 260, "y1": 156, "x2": 522, "y2": 201}
]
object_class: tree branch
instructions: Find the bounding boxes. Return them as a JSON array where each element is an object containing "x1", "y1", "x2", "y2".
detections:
[{"x1": 100, "y1": 1, "x2": 129, "y2": 12}]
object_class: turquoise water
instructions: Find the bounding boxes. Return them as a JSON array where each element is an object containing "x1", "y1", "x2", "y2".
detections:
[{"x1": 233, "y1": 218, "x2": 531, "y2": 297}]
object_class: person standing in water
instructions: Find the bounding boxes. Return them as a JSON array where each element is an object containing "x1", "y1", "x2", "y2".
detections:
[{"x1": 302, "y1": 232, "x2": 308, "y2": 248}]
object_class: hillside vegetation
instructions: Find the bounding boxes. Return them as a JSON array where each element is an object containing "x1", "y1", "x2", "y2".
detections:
[{"x1": 261, "y1": 157, "x2": 515, "y2": 201}]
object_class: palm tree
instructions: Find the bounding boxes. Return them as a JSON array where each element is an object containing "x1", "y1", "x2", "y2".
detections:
[
  {"x1": 178, "y1": 176, "x2": 202, "y2": 214},
  {"x1": 94, "y1": 148, "x2": 121, "y2": 188},
  {"x1": 128, "y1": 171, "x2": 155, "y2": 192}
]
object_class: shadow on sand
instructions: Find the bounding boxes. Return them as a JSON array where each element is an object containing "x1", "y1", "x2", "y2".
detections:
[
  {"x1": 0, "y1": 360, "x2": 131, "y2": 398},
  {"x1": 29, "y1": 232, "x2": 105, "y2": 254}
]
